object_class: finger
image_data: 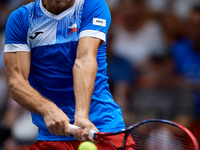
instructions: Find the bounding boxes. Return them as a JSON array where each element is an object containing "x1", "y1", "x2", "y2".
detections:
[
  {"x1": 48, "y1": 126, "x2": 58, "y2": 135},
  {"x1": 73, "y1": 128, "x2": 78, "y2": 140},
  {"x1": 82, "y1": 125, "x2": 98, "y2": 143},
  {"x1": 63, "y1": 122, "x2": 71, "y2": 137},
  {"x1": 54, "y1": 122, "x2": 63, "y2": 136},
  {"x1": 48, "y1": 127, "x2": 55, "y2": 135},
  {"x1": 73, "y1": 128, "x2": 82, "y2": 141},
  {"x1": 52, "y1": 126, "x2": 60, "y2": 136},
  {"x1": 57, "y1": 123, "x2": 65, "y2": 136},
  {"x1": 81, "y1": 127, "x2": 90, "y2": 141},
  {"x1": 87, "y1": 136, "x2": 98, "y2": 144}
]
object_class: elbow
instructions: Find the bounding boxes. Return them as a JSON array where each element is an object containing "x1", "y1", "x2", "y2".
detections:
[
  {"x1": 73, "y1": 57, "x2": 98, "y2": 73},
  {"x1": 7, "y1": 78, "x2": 22, "y2": 99},
  {"x1": 73, "y1": 59, "x2": 83, "y2": 70},
  {"x1": 7, "y1": 79, "x2": 18, "y2": 98}
]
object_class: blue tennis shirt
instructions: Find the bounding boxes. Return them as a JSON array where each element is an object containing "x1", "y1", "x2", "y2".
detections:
[{"x1": 4, "y1": 0, "x2": 125, "y2": 141}]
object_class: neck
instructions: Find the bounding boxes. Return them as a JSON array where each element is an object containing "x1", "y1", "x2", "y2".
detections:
[{"x1": 42, "y1": 0, "x2": 75, "y2": 15}]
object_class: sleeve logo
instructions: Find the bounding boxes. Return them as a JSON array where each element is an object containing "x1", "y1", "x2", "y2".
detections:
[{"x1": 93, "y1": 18, "x2": 106, "y2": 27}]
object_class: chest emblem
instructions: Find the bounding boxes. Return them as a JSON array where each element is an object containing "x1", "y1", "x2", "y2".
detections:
[
  {"x1": 68, "y1": 23, "x2": 77, "y2": 35},
  {"x1": 29, "y1": 31, "x2": 44, "y2": 39}
]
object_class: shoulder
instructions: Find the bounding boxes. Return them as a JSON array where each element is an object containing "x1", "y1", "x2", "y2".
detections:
[
  {"x1": 5, "y1": 2, "x2": 35, "y2": 44},
  {"x1": 6, "y1": 3, "x2": 35, "y2": 30},
  {"x1": 8, "y1": 1, "x2": 36, "y2": 22},
  {"x1": 83, "y1": 0, "x2": 107, "y2": 8},
  {"x1": 78, "y1": 0, "x2": 111, "y2": 43},
  {"x1": 82, "y1": 0, "x2": 111, "y2": 16},
  {"x1": 81, "y1": 0, "x2": 111, "y2": 29},
  {"x1": 8, "y1": 4, "x2": 31, "y2": 22}
]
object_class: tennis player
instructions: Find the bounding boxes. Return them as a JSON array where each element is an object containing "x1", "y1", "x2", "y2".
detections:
[{"x1": 4, "y1": 0, "x2": 135, "y2": 149}]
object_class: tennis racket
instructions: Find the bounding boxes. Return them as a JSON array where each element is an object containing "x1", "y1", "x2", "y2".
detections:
[{"x1": 69, "y1": 119, "x2": 199, "y2": 150}]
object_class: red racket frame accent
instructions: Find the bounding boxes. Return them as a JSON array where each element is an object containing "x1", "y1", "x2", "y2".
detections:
[{"x1": 177, "y1": 123, "x2": 199, "y2": 150}]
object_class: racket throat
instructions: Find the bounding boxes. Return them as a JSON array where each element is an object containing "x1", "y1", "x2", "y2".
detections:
[{"x1": 122, "y1": 132, "x2": 130, "y2": 150}]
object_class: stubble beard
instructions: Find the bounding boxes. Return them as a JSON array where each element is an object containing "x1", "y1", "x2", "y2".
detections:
[{"x1": 46, "y1": 0, "x2": 73, "y2": 14}]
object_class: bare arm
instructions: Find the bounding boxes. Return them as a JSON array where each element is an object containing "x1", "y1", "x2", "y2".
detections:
[
  {"x1": 4, "y1": 52, "x2": 70, "y2": 136},
  {"x1": 4, "y1": 52, "x2": 52, "y2": 114},
  {"x1": 73, "y1": 37, "x2": 101, "y2": 141}
]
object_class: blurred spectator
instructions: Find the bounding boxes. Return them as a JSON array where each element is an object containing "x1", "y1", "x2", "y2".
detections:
[
  {"x1": 0, "y1": 1, "x2": 36, "y2": 149},
  {"x1": 145, "y1": 0, "x2": 170, "y2": 14},
  {"x1": 0, "y1": 30, "x2": 10, "y2": 150},
  {"x1": 0, "y1": 1, "x2": 10, "y2": 31},
  {"x1": 146, "y1": 0, "x2": 168, "y2": 13},
  {"x1": 0, "y1": 97, "x2": 38, "y2": 150},
  {"x1": 160, "y1": 12, "x2": 185, "y2": 46},
  {"x1": 172, "y1": 0, "x2": 200, "y2": 21},
  {"x1": 172, "y1": 5, "x2": 200, "y2": 143},
  {"x1": 145, "y1": 0, "x2": 199, "y2": 21},
  {"x1": 0, "y1": 31, "x2": 7, "y2": 118},
  {"x1": 106, "y1": 0, "x2": 119, "y2": 11},
  {"x1": 0, "y1": 0, "x2": 34, "y2": 31},
  {"x1": 107, "y1": 30, "x2": 134, "y2": 125},
  {"x1": 111, "y1": 0, "x2": 165, "y2": 70},
  {"x1": 130, "y1": 48, "x2": 194, "y2": 129},
  {"x1": 172, "y1": 5, "x2": 200, "y2": 108}
]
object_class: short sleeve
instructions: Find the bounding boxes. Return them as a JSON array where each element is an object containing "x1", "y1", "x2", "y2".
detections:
[
  {"x1": 79, "y1": 0, "x2": 111, "y2": 44},
  {"x1": 4, "y1": 6, "x2": 30, "y2": 53}
]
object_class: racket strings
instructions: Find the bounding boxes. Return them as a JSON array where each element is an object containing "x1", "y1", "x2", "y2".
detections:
[{"x1": 130, "y1": 122, "x2": 196, "y2": 150}]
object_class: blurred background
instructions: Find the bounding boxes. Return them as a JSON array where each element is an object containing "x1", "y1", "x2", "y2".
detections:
[{"x1": 0, "y1": 0, "x2": 200, "y2": 149}]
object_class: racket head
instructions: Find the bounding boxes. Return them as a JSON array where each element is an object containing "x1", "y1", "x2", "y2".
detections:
[
  {"x1": 94, "y1": 119, "x2": 199, "y2": 150},
  {"x1": 130, "y1": 119, "x2": 199, "y2": 150}
]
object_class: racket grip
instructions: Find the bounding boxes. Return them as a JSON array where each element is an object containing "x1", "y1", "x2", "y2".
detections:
[{"x1": 69, "y1": 124, "x2": 97, "y2": 139}]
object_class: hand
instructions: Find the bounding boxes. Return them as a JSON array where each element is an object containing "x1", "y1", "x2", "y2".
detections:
[
  {"x1": 43, "y1": 106, "x2": 71, "y2": 137},
  {"x1": 73, "y1": 116, "x2": 99, "y2": 143}
]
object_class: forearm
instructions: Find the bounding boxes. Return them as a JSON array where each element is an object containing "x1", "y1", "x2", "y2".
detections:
[
  {"x1": 73, "y1": 57, "x2": 98, "y2": 118},
  {"x1": 8, "y1": 75, "x2": 57, "y2": 116}
]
